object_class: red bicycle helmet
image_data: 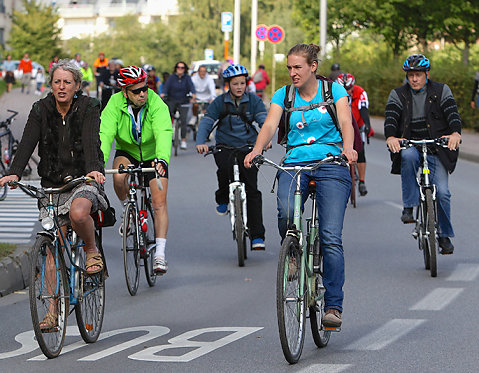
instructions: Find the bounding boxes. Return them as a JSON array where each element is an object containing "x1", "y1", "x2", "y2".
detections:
[
  {"x1": 117, "y1": 66, "x2": 147, "y2": 88},
  {"x1": 336, "y1": 73, "x2": 355, "y2": 90}
]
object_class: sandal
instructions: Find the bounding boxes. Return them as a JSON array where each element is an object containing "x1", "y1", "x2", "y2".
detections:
[
  {"x1": 39, "y1": 312, "x2": 58, "y2": 331},
  {"x1": 85, "y1": 252, "x2": 104, "y2": 275}
]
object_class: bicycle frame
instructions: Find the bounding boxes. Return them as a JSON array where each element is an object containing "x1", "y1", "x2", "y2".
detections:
[{"x1": 228, "y1": 156, "x2": 248, "y2": 236}]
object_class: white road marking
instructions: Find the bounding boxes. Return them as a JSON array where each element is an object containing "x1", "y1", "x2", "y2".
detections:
[
  {"x1": 344, "y1": 319, "x2": 426, "y2": 350},
  {"x1": 446, "y1": 264, "x2": 479, "y2": 282},
  {"x1": 384, "y1": 201, "x2": 403, "y2": 210},
  {"x1": 298, "y1": 364, "x2": 352, "y2": 373},
  {"x1": 410, "y1": 288, "x2": 464, "y2": 311}
]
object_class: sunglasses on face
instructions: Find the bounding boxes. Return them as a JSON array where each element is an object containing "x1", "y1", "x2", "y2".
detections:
[
  {"x1": 128, "y1": 85, "x2": 148, "y2": 94},
  {"x1": 176, "y1": 65, "x2": 186, "y2": 70}
]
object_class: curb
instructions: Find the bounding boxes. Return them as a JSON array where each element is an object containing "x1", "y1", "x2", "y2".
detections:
[{"x1": 0, "y1": 243, "x2": 32, "y2": 297}]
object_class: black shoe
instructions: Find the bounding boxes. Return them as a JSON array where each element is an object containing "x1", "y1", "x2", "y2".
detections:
[
  {"x1": 438, "y1": 237, "x2": 454, "y2": 255},
  {"x1": 358, "y1": 181, "x2": 368, "y2": 196},
  {"x1": 401, "y1": 208, "x2": 414, "y2": 224}
]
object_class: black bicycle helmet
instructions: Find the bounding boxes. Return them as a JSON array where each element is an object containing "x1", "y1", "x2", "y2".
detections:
[{"x1": 403, "y1": 54, "x2": 430, "y2": 72}]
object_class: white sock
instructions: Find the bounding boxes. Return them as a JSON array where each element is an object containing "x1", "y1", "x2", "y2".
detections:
[{"x1": 155, "y1": 238, "x2": 166, "y2": 258}]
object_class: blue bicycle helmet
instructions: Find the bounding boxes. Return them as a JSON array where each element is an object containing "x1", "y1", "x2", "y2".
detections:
[
  {"x1": 403, "y1": 54, "x2": 430, "y2": 71},
  {"x1": 222, "y1": 64, "x2": 248, "y2": 80}
]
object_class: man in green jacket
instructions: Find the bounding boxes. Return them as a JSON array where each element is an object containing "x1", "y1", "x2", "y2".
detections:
[{"x1": 100, "y1": 66, "x2": 172, "y2": 274}]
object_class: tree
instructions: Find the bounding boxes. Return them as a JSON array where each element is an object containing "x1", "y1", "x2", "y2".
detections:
[{"x1": 8, "y1": 0, "x2": 62, "y2": 68}]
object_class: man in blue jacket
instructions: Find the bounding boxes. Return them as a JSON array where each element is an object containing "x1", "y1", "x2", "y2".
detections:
[{"x1": 196, "y1": 65, "x2": 268, "y2": 249}]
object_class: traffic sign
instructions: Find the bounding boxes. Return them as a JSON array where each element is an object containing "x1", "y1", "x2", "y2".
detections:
[
  {"x1": 267, "y1": 25, "x2": 285, "y2": 44},
  {"x1": 255, "y1": 24, "x2": 268, "y2": 41},
  {"x1": 205, "y1": 49, "x2": 214, "y2": 61},
  {"x1": 221, "y1": 12, "x2": 233, "y2": 33}
]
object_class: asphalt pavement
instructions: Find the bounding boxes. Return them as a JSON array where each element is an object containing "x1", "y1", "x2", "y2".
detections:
[{"x1": 1, "y1": 88, "x2": 479, "y2": 296}]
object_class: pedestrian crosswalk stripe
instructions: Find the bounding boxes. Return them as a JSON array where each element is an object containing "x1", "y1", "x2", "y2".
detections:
[
  {"x1": 344, "y1": 319, "x2": 426, "y2": 350},
  {"x1": 298, "y1": 364, "x2": 352, "y2": 373}
]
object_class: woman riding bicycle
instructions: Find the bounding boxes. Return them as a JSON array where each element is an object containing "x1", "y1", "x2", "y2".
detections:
[
  {"x1": 0, "y1": 59, "x2": 107, "y2": 329},
  {"x1": 244, "y1": 44, "x2": 357, "y2": 327},
  {"x1": 196, "y1": 64, "x2": 268, "y2": 250},
  {"x1": 160, "y1": 61, "x2": 196, "y2": 150}
]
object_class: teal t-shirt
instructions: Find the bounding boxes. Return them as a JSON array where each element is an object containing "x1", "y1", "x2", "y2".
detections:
[{"x1": 271, "y1": 80, "x2": 347, "y2": 163}]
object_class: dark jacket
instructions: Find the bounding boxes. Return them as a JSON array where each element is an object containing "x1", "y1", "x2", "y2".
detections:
[
  {"x1": 384, "y1": 80, "x2": 461, "y2": 174},
  {"x1": 162, "y1": 73, "x2": 195, "y2": 103},
  {"x1": 9, "y1": 92, "x2": 104, "y2": 187}
]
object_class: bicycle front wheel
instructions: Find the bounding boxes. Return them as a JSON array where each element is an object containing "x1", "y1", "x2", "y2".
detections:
[
  {"x1": 425, "y1": 189, "x2": 437, "y2": 277},
  {"x1": 233, "y1": 188, "x2": 246, "y2": 267},
  {"x1": 417, "y1": 206, "x2": 430, "y2": 270},
  {"x1": 0, "y1": 162, "x2": 7, "y2": 201},
  {"x1": 309, "y1": 241, "x2": 331, "y2": 348},
  {"x1": 277, "y1": 236, "x2": 306, "y2": 364},
  {"x1": 29, "y1": 235, "x2": 69, "y2": 358},
  {"x1": 143, "y1": 199, "x2": 157, "y2": 287},
  {"x1": 75, "y1": 233, "x2": 106, "y2": 343},
  {"x1": 123, "y1": 203, "x2": 141, "y2": 295}
]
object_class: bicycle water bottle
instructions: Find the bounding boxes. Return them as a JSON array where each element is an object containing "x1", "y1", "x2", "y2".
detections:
[
  {"x1": 3, "y1": 147, "x2": 9, "y2": 165},
  {"x1": 139, "y1": 210, "x2": 148, "y2": 232}
]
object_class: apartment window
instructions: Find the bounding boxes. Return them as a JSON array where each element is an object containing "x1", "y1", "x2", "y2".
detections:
[{"x1": 0, "y1": 0, "x2": 5, "y2": 14}]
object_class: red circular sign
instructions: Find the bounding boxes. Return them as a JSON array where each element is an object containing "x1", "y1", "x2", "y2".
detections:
[
  {"x1": 255, "y1": 24, "x2": 268, "y2": 41},
  {"x1": 267, "y1": 25, "x2": 285, "y2": 44}
]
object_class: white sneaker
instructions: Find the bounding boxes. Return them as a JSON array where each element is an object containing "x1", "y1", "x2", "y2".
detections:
[
  {"x1": 154, "y1": 256, "x2": 168, "y2": 274},
  {"x1": 180, "y1": 141, "x2": 187, "y2": 150}
]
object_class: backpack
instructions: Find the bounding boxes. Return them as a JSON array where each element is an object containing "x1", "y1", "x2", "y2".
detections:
[
  {"x1": 277, "y1": 75, "x2": 341, "y2": 145},
  {"x1": 206, "y1": 93, "x2": 257, "y2": 139},
  {"x1": 253, "y1": 70, "x2": 263, "y2": 83}
]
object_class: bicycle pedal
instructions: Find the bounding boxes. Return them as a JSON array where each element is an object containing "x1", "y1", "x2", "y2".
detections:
[{"x1": 323, "y1": 326, "x2": 341, "y2": 332}]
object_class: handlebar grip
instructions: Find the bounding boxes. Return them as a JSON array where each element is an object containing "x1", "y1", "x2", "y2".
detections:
[{"x1": 252, "y1": 154, "x2": 264, "y2": 165}]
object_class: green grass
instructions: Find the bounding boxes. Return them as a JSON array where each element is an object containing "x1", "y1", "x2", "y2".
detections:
[{"x1": 0, "y1": 243, "x2": 16, "y2": 261}]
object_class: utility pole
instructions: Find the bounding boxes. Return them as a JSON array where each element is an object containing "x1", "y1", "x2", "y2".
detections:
[
  {"x1": 233, "y1": 0, "x2": 241, "y2": 64},
  {"x1": 319, "y1": 0, "x2": 327, "y2": 57},
  {"x1": 250, "y1": 0, "x2": 257, "y2": 74}
]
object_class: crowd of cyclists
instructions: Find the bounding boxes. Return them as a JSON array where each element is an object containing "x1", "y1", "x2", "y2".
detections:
[{"x1": 0, "y1": 44, "x2": 463, "y2": 332}]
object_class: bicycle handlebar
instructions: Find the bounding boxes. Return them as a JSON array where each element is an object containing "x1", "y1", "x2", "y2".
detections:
[
  {"x1": 0, "y1": 110, "x2": 18, "y2": 127},
  {"x1": 105, "y1": 164, "x2": 163, "y2": 191},
  {"x1": 253, "y1": 153, "x2": 349, "y2": 172},
  {"x1": 204, "y1": 144, "x2": 254, "y2": 157},
  {"x1": 8, "y1": 176, "x2": 96, "y2": 199},
  {"x1": 398, "y1": 137, "x2": 457, "y2": 150}
]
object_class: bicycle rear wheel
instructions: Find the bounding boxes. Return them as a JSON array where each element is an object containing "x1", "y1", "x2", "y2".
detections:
[
  {"x1": 29, "y1": 235, "x2": 69, "y2": 358},
  {"x1": 425, "y1": 189, "x2": 437, "y2": 277},
  {"x1": 0, "y1": 162, "x2": 7, "y2": 201},
  {"x1": 143, "y1": 199, "x2": 157, "y2": 287},
  {"x1": 123, "y1": 203, "x2": 140, "y2": 295},
  {"x1": 277, "y1": 236, "x2": 306, "y2": 364},
  {"x1": 173, "y1": 119, "x2": 179, "y2": 156},
  {"x1": 349, "y1": 164, "x2": 356, "y2": 208},
  {"x1": 75, "y1": 232, "x2": 106, "y2": 343},
  {"x1": 233, "y1": 188, "x2": 246, "y2": 267},
  {"x1": 309, "y1": 240, "x2": 331, "y2": 348}
]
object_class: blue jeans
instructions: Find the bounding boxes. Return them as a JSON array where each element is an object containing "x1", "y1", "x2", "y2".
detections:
[
  {"x1": 276, "y1": 163, "x2": 351, "y2": 312},
  {"x1": 401, "y1": 146, "x2": 454, "y2": 237}
]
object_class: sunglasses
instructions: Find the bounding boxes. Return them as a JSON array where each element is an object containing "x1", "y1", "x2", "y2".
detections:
[
  {"x1": 176, "y1": 65, "x2": 186, "y2": 69},
  {"x1": 128, "y1": 85, "x2": 148, "y2": 94}
]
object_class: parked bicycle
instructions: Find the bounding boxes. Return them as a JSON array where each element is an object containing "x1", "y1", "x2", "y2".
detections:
[
  {"x1": 105, "y1": 163, "x2": 162, "y2": 295},
  {"x1": 399, "y1": 137, "x2": 452, "y2": 278},
  {"x1": 8, "y1": 177, "x2": 107, "y2": 359},
  {"x1": 0, "y1": 109, "x2": 39, "y2": 200},
  {"x1": 205, "y1": 145, "x2": 254, "y2": 267},
  {"x1": 253, "y1": 153, "x2": 347, "y2": 364}
]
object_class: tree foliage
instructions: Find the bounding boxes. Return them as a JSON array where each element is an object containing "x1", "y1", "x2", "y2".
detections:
[{"x1": 8, "y1": 0, "x2": 62, "y2": 68}]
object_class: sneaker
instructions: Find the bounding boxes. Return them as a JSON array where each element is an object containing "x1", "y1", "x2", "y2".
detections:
[
  {"x1": 251, "y1": 238, "x2": 265, "y2": 250},
  {"x1": 322, "y1": 308, "x2": 342, "y2": 328},
  {"x1": 154, "y1": 256, "x2": 168, "y2": 274},
  {"x1": 358, "y1": 181, "x2": 368, "y2": 196},
  {"x1": 438, "y1": 237, "x2": 454, "y2": 255},
  {"x1": 401, "y1": 208, "x2": 415, "y2": 224},
  {"x1": 216, "y1": 203, "x2": 228, "y2": 216},
  {"x1": 180, "y1": 140, "x2": 187, "y2": 150}
]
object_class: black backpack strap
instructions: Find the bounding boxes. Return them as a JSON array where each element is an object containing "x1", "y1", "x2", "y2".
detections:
[
  {"x1": 279, "y1": 84, "x2": 295, "y2": 145},
  {"x1": 321, "y1": 79, "x2": 342, "y2": 139}
]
